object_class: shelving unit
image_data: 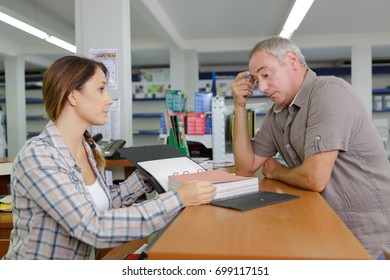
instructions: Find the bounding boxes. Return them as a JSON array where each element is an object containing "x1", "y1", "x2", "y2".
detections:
[
  {"x1": 372, "y1": 88, "x2": 390, "y2": 112},
  {"x1": 158, "y1": 97, "x2": 225, "y2": 160},
  {"x1": 132, "y1": 98, "x2": 166, "y2": 146},
  {"x1": 24, "y1": 89, "x2": 47, "y2": 138},
  {"x1": 131, "y1": 70, "x2": 272, "y2": 147},
  {"x1": 0, "y1": 66, "x2": 389, "y2": 159},
  {"x1": 0, "y1": 76, "x2": 47, "y2": 141}
]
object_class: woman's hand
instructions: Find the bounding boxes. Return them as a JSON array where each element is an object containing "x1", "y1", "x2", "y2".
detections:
[{"x1": 176, "y1": 180, "x2": 216, "y2": 206}]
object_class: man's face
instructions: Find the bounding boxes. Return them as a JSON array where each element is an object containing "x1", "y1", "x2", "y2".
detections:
[{"x1": 249, "y1": 50, "x2": 297, "y2": 107}]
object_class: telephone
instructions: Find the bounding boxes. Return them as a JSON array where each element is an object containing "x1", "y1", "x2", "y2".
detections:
[
  {"x1": 92, "y1": 133, "x2": 126, "y2": 159},
  {"x1": 98, "y1": 138, "x2": 126, "y2": 159}
]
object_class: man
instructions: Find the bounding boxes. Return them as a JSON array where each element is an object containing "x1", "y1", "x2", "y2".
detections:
[{"x1": 231, "y1": 36, "x2": 390, "y2": 259}]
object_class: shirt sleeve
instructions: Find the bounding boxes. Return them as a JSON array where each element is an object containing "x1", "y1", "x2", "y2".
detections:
[
  {"x1": 304, "y1": 80, "x2": 363, "y2": 158},
  {"x1": 110, "y1": 169, "x2": 154, "y2": 208},
  {"x1": 13, "y1": 151, "x2": 184, "y2": 249}
]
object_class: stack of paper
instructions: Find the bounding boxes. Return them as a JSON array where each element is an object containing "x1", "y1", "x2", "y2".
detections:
[{"x1": 168, "y1": 169, "x2": 259, "y2": 201}]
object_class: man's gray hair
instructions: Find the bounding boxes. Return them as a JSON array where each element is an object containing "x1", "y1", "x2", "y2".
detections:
[{"x1": 249, "y1": 36, "x2": 308, "y2": 68}]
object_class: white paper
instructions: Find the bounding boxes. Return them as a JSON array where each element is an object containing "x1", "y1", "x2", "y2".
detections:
[{"x1": 138, "y1": 157, "x2": 205, "y2": 191}]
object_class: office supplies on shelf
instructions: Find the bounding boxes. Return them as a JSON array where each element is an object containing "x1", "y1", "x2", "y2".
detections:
[
  {"x1": 165, "y1": 90, "x2": 186, "y2": 112},
  {"x1": 169, "y1": 116, "x2": 189, "y2": 156}
]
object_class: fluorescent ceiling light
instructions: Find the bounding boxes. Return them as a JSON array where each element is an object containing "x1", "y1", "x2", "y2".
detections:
[
  {"x1": 279, "y1": 0, "x2": 315, "y2": 39},
  {"x1": 0, "y1": 11, "x2": 76, "y2": 53},
  {"x1": 0, "y1": 11, "x2": 48, "y2": 39},
  {"x1": 46, "y1": 36, "x2": 76, "y2": 53}
]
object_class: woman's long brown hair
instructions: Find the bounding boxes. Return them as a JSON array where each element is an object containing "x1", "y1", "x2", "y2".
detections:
[{"x1": 42, "y1": 55, "x2": 107, "y2": 171}]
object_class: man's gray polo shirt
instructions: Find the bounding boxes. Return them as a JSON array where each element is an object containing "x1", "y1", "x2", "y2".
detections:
[{"x1": 252, "y1": 69, "x2": 390, "y2": 258}]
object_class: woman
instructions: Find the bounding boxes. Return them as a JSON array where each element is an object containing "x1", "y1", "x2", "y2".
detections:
[{"x1": 3, "y1": 56, "x2": 216, "y2": 259}]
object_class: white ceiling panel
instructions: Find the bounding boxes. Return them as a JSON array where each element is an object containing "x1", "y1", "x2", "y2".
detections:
[{"x1": 0, "y1": 0, "x2": 390, "y2": 71}]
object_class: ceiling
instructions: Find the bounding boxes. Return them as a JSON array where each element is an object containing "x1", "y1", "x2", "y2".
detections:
[{"x1": 1, "y1": 0, "x2": 390, "y2": 73}]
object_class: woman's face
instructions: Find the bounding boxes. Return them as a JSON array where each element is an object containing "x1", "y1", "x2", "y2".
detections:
[{"x1": 73, "y1": 68, "x2": 113, "y2": 126}]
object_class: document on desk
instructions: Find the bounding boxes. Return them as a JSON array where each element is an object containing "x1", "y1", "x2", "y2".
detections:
[
  {"x1": 118, "y1": 145, "x2": 203, "y2": 193},
  {"x1": 118, "y1": 145, "x2": 300, "y2": 211},
  {"x1": 169, "y1": 169, "x2": 299, "y2": 210},
  {"x1": 168, "y1": 169, "x2": 259, "y2": 201},
  {"x1": 138, "y1": 157, "x2": 206, "y2": 192}
]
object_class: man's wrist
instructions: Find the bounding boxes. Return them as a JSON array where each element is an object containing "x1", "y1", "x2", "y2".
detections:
[{"x1": 234, "y1": 106, "x2": 247, "y2": 115}]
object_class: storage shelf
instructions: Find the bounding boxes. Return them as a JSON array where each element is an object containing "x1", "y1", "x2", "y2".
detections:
[
  {"x1": 27, "y1": 132, "x2": 40, "y2": 138},
  {"x1": 373, "y1": 108, "x2": 390, "y2": 113},
  {"x1": 224, "y1": 94, "x2": 268, "y2": 99},
  {"x1": 133, "y1": 113, "x2": 162, "y2": 118},
  {"x1": 159, "y1": 134, "x2": 213, "y2": 149},
  {"x1": 373, "y1": 88, "x2": 390, "y2": 95},
  {"x1": 186, "y1": 134, "x2": 213, "y2": 149},
  {"x1": 0, "y1": 98, "x2": 43, "y2": 104},
  {"x1": 133, "y1": 130, "x2": 160, "y2": 135},
  {"x1": 26, "y1": 115, "x2": 47, "y2": 121},
  {"x1": 133, "y1": 97, "x2": 166, "y2": 101},
  {"x1": 26, "y1": 98, "x2": 44, "y2": 104}
]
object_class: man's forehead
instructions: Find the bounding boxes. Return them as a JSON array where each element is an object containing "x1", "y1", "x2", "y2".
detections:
[{"x1": 249, "y1": 51, "x2": 278, "y2": 73}]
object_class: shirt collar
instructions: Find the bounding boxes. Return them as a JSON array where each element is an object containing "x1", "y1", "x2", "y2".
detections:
[
  {"x1": 42, "y1": 120, "x2": 92, "y2": 169},
  {"x1": 292, "y1": 69, "x2": 316, "y2": 108}
]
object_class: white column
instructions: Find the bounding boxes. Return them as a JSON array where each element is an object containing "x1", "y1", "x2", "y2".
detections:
[
  {"x1": 75, "y1": 0, "x2": 133, "y2": 144},
  {"x1": 170, "y1": 48, "x2": 199, "y2": 110},
  {"x1": 351, "y1": 44, "x2": 372, "y2": 118},
  {"x1": 4, "y1": 55, "x2": 26, "y2": 157}
]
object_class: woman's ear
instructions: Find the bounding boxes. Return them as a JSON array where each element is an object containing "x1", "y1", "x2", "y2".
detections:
[{"x1": 67, "y1": 90, "x2": 77, "y2": 107}]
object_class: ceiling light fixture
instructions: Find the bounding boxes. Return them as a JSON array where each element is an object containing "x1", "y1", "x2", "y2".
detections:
[
  {"x1": 279, "y1": 0, "x2": 315, "y2": 39},
  {"x1": 46, "y1": 36, "x2": 76, "y2": 53},
  {"x1": 0, "y1": 11, "x2": 76, "y2": 53},
  {"x1": 0, "y1": 11, "x2": 48, "y2": 39}
]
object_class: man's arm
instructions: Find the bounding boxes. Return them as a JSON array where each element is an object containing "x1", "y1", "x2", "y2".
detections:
[
  {"x1": 261, "y1": 150, "x2": 339, "y2": 192},
  {"x1": 231, "y1": 71, "x2": 267, "y2": 176},
  {"x1": 233, "y1": 106, "x2": 268, "y2": 176}
]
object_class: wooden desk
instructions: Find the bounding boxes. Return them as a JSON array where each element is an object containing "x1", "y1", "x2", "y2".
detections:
[
  {"x1": 144, "y1": 178, "x2": 372, "y2": 260},
  {"x1": 105, "y1": 158, "x2": 136, "y2": 178},
  {"x1": 0, "y1": 211, "x2": 12, "y2": 258},
  {"x1": 0, "y1": 157, "x2": 13, "y2": 195}
]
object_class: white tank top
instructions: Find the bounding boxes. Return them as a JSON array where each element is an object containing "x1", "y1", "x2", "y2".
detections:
[{"x1": 86, "y1": 179, "x2": 109, "y2": 211}]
